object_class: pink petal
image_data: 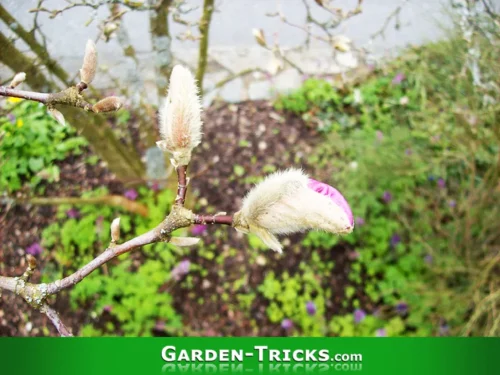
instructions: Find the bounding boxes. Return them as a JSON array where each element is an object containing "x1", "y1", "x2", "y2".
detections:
[{"x1": 307, "y1": 178, "x2": 354, "y2": 226}]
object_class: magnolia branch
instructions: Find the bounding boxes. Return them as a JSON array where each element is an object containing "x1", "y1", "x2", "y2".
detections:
[
  {"x1": 0, "y1": 204, "x2": 235, "y2": 335},
  {"x1": 0, "y1": 39, "x2": 122, "y2": 126},
  {"x1": 0, "y1": 86, "x2": 94, "y2": 111},
  {"x1": 194, "y1": 214, "x2": 233, "y2": 226},
  {"x1": 175, "y1": 165, "x2": 188, "y2": 206},
  {"x1": 40, "y1": 303, "x2": 73, "y2": 337}
]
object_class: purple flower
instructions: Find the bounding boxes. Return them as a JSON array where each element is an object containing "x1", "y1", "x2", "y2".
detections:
[
  {"x1": 354, "y1": 309, "x2": 366, "y2": 323},
  {"x1": 66, "y1": 208, "x2": 80, "y2": 219},
  {"x1": 103, "y1": 305, "x2": 113, "y2": 313},
  {"x1": 171, "y1": 259, "x2": 191, "y2": 281},
  {"x1": 382, "y1": 191, "x2": 392, "y2": 203},
  {"x1": 155, "y1": 320, "x2": 166, "y2": 331},
  {"x1": 306, "y1": 301, "x2": 317, "y2": 316},
  {"x1": 7, "y1": 113, "x2": 16, "y2": 124},
  {"x1": 438, "y1": 321, "x2": 449, "y2": 336},
  {"x1": 308, "y1": 179, "x2": 353, "y2": 228},
  {"x1": 437, "y1": 178, "x2": 446, "y2": 189},
  {"x1": 151, "y1": 182, "x2": 161, "y2": 192},
  {"x1": 124, "y1": 189, "x2": 138, "y2": 201},
  {"x1": 281, "y1": 319, "x2": 293, "y2": 330},
  {"x1": 405, "y1": 148, "x2": 413, "y2": 156},
  {"x1": 424, "y1": 254, "x2": 433, "y2": 265},
  {"x1": 392, "y1": 72, "x2": 405, "y2": 85},
  {"x1": 448, "y1": 199, "x2": 456, "y2": 208},
  {"x1": 347, "y1": 250, "x2": 360, "y2": 261},
  {"x1": 191, "y1": 224, "x2": 207, "y2": 236},
  {"x1": 26, "y1": 242, "x2": 42, "y2": 256},
  {"x1": 355, "y1": 217, "x2": 365, "y2": 226},
  {"x1": 390, "y1": 234, "x2": 401, "y2": 247},
  {"x1": 376, "y1": 130, "x2": 384, "y2": 141},
  {"x1": 375, "y1": 328, "x2": 387, "y2": 337},
  {"x1": 395, "y1": 302, "x2": 408, "y2": 315}
]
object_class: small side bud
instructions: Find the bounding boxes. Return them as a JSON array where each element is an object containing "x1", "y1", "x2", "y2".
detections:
[
  {"x1": 47, "y1": 107, "x2": 66, "y2": 126},
  {"x1": 314, "y1": 0, "x2": 324, "y2": 7},
  {"x1": 92, "y1": 96, "x2": 123, "y2": 113},
  {"x1": 9, "y1": 72, "x2": 26, "y2": 88},
  {"x1": 111, "y1": 217, "x2": 121, "y2": 243},
  {"x1": 252, "y1": 28, "x2": 267, "y2": 47},
  {"x1": 333, "y1": 35, "x2": 351, "y2": 52},
  {"x1": 80, "y1": 39, "x2": 97, "y2": 85},
  {"x1": 26, "y1": 254, "x2": 37, "y2": 270},
  {"x1": 170, "y1": 237, "x2": 200, "y2": 247}
]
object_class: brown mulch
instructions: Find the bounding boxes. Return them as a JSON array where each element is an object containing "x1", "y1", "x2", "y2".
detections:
[{"x1": 0, "y1": 100, "x2": 357, "y2": 337}]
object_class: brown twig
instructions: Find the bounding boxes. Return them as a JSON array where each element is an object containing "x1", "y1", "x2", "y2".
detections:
[
  {"x1": 40, "y1": 303, "x2": 73, "y2": 337},
  {"x1": 175, "y1": 165, "x2": 188, "y2": 206},
  {"x1": 29, "y1": 0, "x2": 158, "y2": 19},
  {"x1": 194, "y1": 214, "x2": 233, "y2": 226},
  {"x1": 0, "y1": 86, "x2": 49, "y2": 103},
  {"x1": 369, "y1": 0, "x2": 409, "y2": 41},
  {"x1": 0, "y1": 203, "x2": 233, "y2": 335},
  {"x1": 0, "y1": 86, "x2": 94, "y2": 112}
]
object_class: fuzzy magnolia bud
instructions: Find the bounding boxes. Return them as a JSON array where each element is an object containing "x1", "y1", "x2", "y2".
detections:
[
  {"x1": 80, "y1": 39, "x2": 97, "y2": 85},
  {"x1": 157, "y1": 65, "x2": 202, "y2": 167},
  {"x1": 234, "y1": 169, "x2": 354, "y2": 253},
  {"x1": 9, "y1": 72, "x2": 26, "y2": 88},
  {"x1": 252, "y1": 28, "x2": 267, "y2": 47},
  {"x1": 47, "y1": 107, "x2": 66, "y2": 126},
  {"x1": 93, "y1": 96, "x2": 123, "y2": 113},
  {"x1": 111, "y1": 217, "x2": 121, "y2": 243}
]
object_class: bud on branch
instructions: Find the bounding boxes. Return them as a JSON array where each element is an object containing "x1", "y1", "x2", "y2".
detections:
[
  {"x1": 80, "y1": 39, "x2": 97, "y2": 85},
  {"x1": 93, "y1": 96, "x2": 123, "y2": 113},
  {"x1": 157, "y1": 65, "x2": 203, "y2": 168},
  {"x1": 111, "y1": 217, "x2": 121, "y2": 243},
  {"x1": 234, "y1": 169, "x2": 354, "y2": 253},
  {"x1": 9, "y1": 72, "x2": 26, "y2": 89},
  {"x1": 47, "y1": 107, "x2": 66, "y2": 126},
  {"x1": 252, "y1": 28, "x2": 267, "y2": 47}
]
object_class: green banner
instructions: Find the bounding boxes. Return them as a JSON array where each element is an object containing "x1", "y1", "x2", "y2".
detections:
[{"x1": 1, "y1": 338, "x2": 498, "y2": 374}]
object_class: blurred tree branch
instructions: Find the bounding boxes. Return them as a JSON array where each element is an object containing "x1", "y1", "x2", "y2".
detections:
[
  {"x1": 196, "y1": 0, "x2": 214, "y2": 95},
  {"x1": 4, "y1": 195, "x2": 150, "y2": 217},
  {"x1": 0, "y1": 3, "x2": 71, "y2": 87},
  {"x1": 149, "y1": 0, "x2": 173, "y2": 98}
]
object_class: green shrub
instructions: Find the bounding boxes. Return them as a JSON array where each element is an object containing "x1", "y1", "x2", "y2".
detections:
[
  {"x1": 277, "y1": 31, "x2": 499, "y2": 336},
  {"x1": 41, "y1": 187, "x2": 186, "y2": 336},
  {"x1": 0, "y1": 100, "x2": 87, "y2": 192}
]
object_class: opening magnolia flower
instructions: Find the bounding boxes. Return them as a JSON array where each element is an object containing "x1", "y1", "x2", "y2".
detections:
[{"x1": 234, "y1": 169, "x2": 354, "y2": 253}]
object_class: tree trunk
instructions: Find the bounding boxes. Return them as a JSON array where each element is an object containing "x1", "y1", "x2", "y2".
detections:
[
  {"x1": 109, "y1": 4, "x2": 158, "y2": 149},
  {"x1": 0, "y1": 32, "x2": 145, "y2": 181},
  {"x1": 149, "y1": 0, "x2": 173, "y2": 100},
  {"x1": 0, "y1": 32, "x2": 56, "y2": 92},
  {"x1": 0, "y1": 4, "x2": 71, "y2": 87}
]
